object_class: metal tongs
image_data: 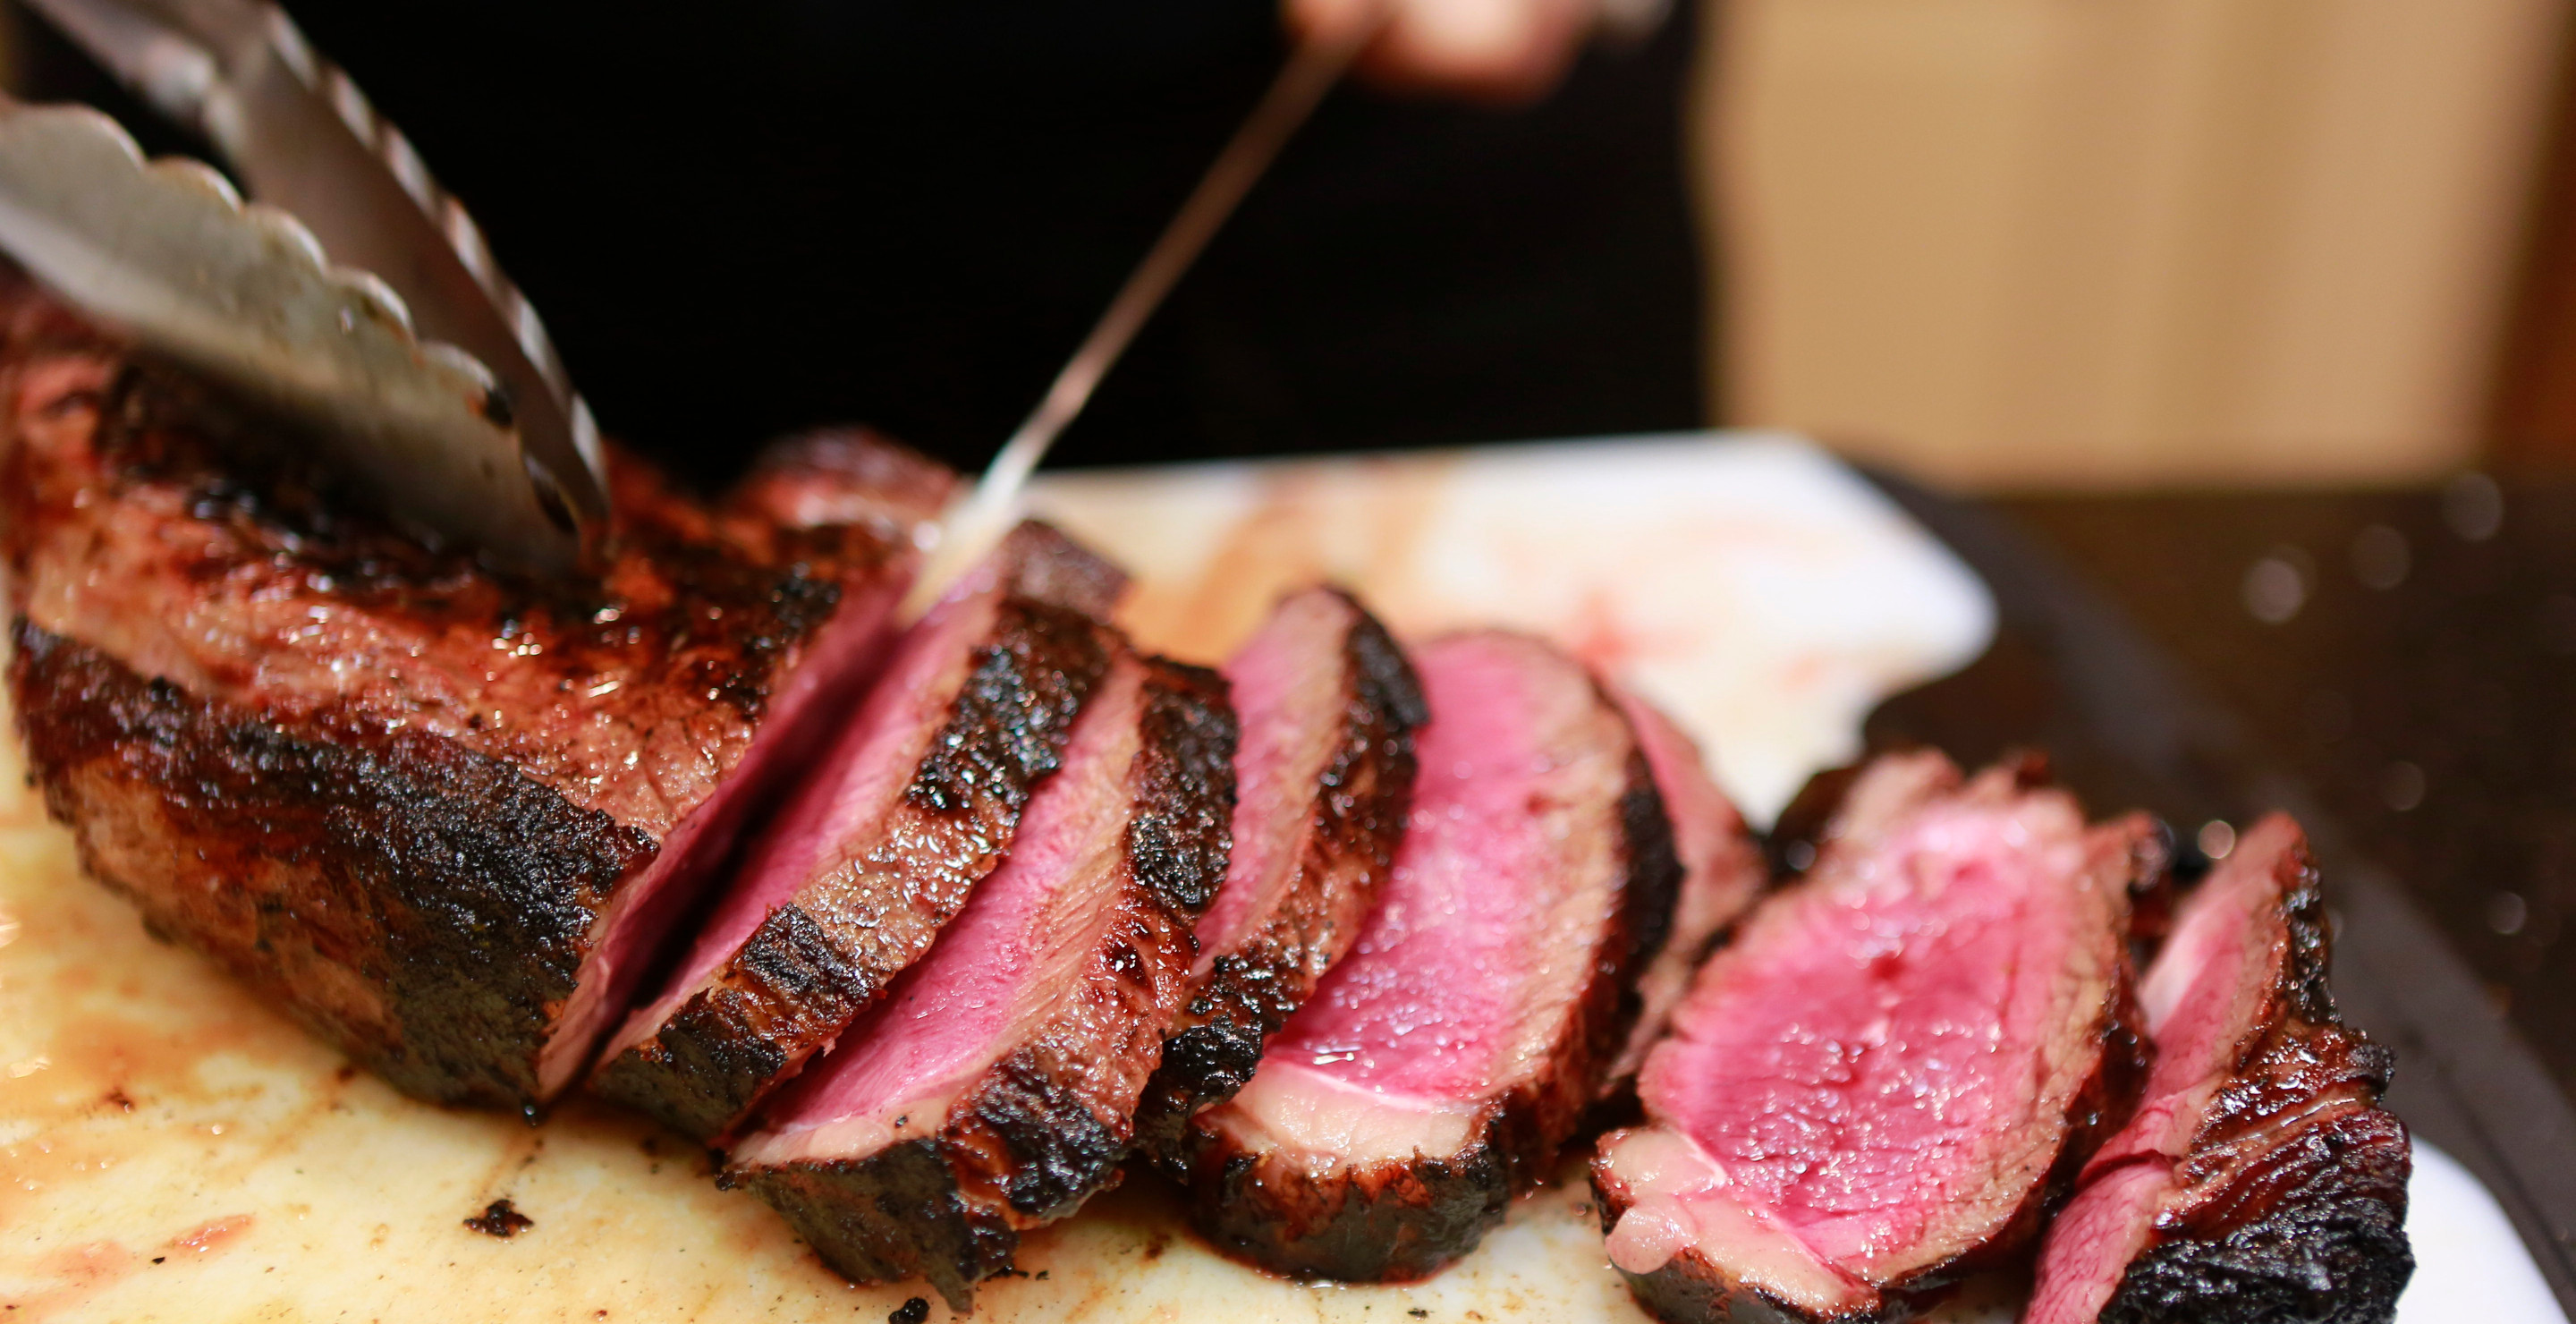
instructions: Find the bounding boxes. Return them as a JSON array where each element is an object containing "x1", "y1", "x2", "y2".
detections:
[{"x1": 1, "y1": 0, "x2": 608, "y2": 576}]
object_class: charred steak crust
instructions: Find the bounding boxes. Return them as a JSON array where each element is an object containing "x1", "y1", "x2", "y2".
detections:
[
  {"x1": 1, "y1": 289, "x2": 938, "y2": 1110},
  {"x1": 740, "y1": 656, "x2": 1238, "y2": 1311},
  {"x1": 11, "y1": 623, "x2": 653, "y2": 1109},
  {"x1": 1184, "y1": 729, "x2": 1683, "y2": 1282},
  {"x1": 2098, "y1": 835, "x2": 2411, "y2": 1324},
  {"x1": 1134, "y1": 597, "x2": 1427, "y2": 1168},
  {"x1": 591, "y1": 598, "x2": 1117, "y2": 1141}
]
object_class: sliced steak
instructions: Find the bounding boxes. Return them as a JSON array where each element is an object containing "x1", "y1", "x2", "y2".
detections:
[
  {"x1": 592, "y1": 522, "x2": 1128, "y2": 1141},
  {"x1": 727, "y1": 647, "x2": 1235, "y2": 1311},
  {"x1": 1131, "y1": 586, "x2": 1426, "y2": 1169},
  {"x1": 1605, "y1": 692, "x2": 1767, "y2": 1087},
  {"x1": 0, "y1": 276, "x2": 944, "y2": 1111},
  {"x1": 1177, "y1": 630, "x2": 1681, "y2": 1281},
  {"x1": 1592, "y1": 752, "x2": 2152, "y2": 1324},
  {"x1": 2027, "y1": 815, "x2": 2411, "y2": 1324}
]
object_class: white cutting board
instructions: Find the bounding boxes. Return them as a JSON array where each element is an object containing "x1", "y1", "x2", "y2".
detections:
[{"x1": 0, "y1": 431, "x2": 2550, "y2": 1321}]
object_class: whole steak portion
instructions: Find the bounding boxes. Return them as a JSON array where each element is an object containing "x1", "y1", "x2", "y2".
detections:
[
  {"x1": 593, "y1": 522, "x2": 1127, "y2": 1142},
  {"x1": 2027, "y1": 815, "x2": 2411, "y2": 1324},
  {"x1": 0, "y1": 278, "x2": 946, "y2": 1112},
  {"x1": 1181, "y1": 631, "x2": 1682, "y2": 1282},
  {"x1": 729, "y1": 647, "x2": 1235, "y2": 1312},
  {"x1": 1593, "y1": 752, "x2": 2152, "y2": 1324},
  {"x1": 1132, "y1": 586, "x2": 1426, "y2": 1170}
]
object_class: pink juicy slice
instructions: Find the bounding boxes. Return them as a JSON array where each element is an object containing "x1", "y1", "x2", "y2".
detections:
[
  {"x1": 1229, "y1": 632, "x2": 1631, "y2": 1164},
  {"x1": 540, "y1": 569, "x2": 906, "y2": 1098},
  {"x1": 1610, "y1": 691, "x2": 1761, "y2": 1081},
  {"x1": 2024, "y1": 816, "x2": 2304, "y2": 1324},
  {"x1": 603, "y1": 560, "x2": 1009, "y2": 1063},
  {"x1": 1258, "y1": 633, "x2": 1547, "y2": 1105},
  {"x1": 734, "y1": 658, "x2": 1149, "y2": 1165},
  {"x1": 1192, "y1": 588, "x2": 1356, "y2": 971},
  {"x1": 1631, "y1": 797, "x2": 2095, "y2": 1269}
]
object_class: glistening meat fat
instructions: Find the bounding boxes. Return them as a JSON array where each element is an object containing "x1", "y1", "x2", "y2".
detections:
[
  {"x1": 0, "y1": 275, "x2": 944, "y2": 1112},
  {"x1": 727, "y1": 646, "x2": 1236, "y2": 1312},
  {"x1": 1132, "y1": 586, "x2": 1426, "y2": 1168},
  {"x1": 2026, "y1": 815, "x2": 2411, "y2": 1324},
  {"x1": 593, "y1": 522, "x2": 1128, "y2": 1141},
  {"x1": 1592, "y1": 752, "x2": 2152, "y2": 1324},
  {"x1": 1179, "y1": 631, "x2": 1682, "y2": 1281}
]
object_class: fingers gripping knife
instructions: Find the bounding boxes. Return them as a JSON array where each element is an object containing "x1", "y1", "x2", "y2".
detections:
[{"x1": 0, "y1": 0, "x2": 608, "y2": 576}]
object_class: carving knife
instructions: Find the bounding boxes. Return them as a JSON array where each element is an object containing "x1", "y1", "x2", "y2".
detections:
[
  {"x1": 899, "y1": 17, "x2": 1380, "y2": 618},
  {"x1": 9, "y1": 0, "x2": 609, "y2": 575}
]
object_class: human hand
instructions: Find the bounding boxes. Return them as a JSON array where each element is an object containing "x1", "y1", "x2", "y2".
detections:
[{"x1": 1286, "y1": 0, "x2": 1633, "y2": 102}]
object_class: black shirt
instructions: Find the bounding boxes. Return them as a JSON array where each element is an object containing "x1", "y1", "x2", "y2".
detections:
[{"x1": 30, "y1": 2, "x2": 1705, "y2": 485}]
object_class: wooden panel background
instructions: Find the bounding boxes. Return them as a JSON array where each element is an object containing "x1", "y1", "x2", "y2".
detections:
[{"x1": 1696, "y1": 0, "x2": 2572, "y2": 489}]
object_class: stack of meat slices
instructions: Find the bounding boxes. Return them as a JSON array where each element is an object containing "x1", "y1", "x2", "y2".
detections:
[
  {"x1": 0, "y1": 272, "x2": 947, "y2": 1112},
  {"x1": 1173, "y1": 631, "x2": 1697, "y2": 1280},
  {"x1": 726, "y1": 642, "x2": 1234, "y2": 1310},
  {"x1": 2027, "y1": 814, "x2": 2411, "y2": 1324},
  {"x1": 1131, "y1": 587, "x2": 1428, "y2": 1168},
  {"x1": 1593, "y1": 751, "x2": 2156, "y2": 1324},
  {"x1": 592, "y1": 520, "x2": 1130, "y2": 1140}
]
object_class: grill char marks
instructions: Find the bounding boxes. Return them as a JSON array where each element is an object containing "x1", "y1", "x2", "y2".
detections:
[
  {"x1": 1592, "y1": 752, "x2": 2152, "y2": 1324},
  {"x1": 729, "y1": 649, "x2": 1237, "y2": 1312},
  {"x1": 0, "y1": 276, "x2": 942, "y2": 1110},
  {"x1": 1133, "y1": 587, "x2": 1426, "y2": 1169},
  {"x1": 2027, "y1": 815, "x2": 2411, "y2": 1324},
  {"x1": 593, "y1": 524, "x2": 1129, "y2": 1142},
  {"x1": 1179, "y1": 631, "x2": 1681, "y2": 1282}
]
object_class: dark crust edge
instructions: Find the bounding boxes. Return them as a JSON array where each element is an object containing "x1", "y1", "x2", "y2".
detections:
[
  {"x1": 592, "y1": 598, "x2": 1115, "y2": 1142},
  {"x1": 2099, "y1": 828, "x2": 2413, "y2": 1324},
  {"x1": 10, "y1": 620, "x2": 651, "y2": 1111},
  {"x1": 741, "y1": 653, "x2": 1238, "y2": 1312},
  {"x1": 1180, "y1": 672, "x2": 1682, "y2": 1282},
  {"x1": 1133, "y1": 592, "x2": 1426, "y2": 1170}
]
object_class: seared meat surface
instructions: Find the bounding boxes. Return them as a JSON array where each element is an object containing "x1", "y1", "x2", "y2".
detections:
[
  {"x1": 2027, "y1": 815, "x2": 2411, "y2": 1324},
  {"x1": 1132, "y1": 586, "x2": 1425, "y2": 1170},
  {"x1": 594, "y1": 523, "x2": 1128, "y2": 1141},
  {"x1": 1592, "y1": 752, "x2": 2151, "y2": 1324},
  {"x1": 0, "y1": 275, "x2": 945, "y2": 1110},
  {"x1": 1179, "y1": 630, "x2": 1680, "y2": 1281},
  {"x1": 729, "y1": 647, "x2": 1235, "y2": 1311}
]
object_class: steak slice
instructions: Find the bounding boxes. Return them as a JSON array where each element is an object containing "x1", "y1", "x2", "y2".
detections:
[
  {"x1": 1177, "y1": 630, "x2": 1682, "y2": 1282},
  {"x1": 591, "y1": 522, "x2": 1128, "y2": 1141},
  {"x1": 1592, "y1": 752, "x2": 2152, "y2": 1324},
  {"x1": 1605, "y1": 692, "x2": 1767, "y2": 1087},
  {"x1": 2026, "y1": 815, "x2": 2411, "y2": 1324},
  {"x1": 0, "y1": 276, "x2": 945, "y2": 1111},
  {"x1": 726, "y1": 647, "x2": 1235, "y2": 1311},
  {"x1": 1131, "y1": 586, "x2": 1426, "y2": 1169}
]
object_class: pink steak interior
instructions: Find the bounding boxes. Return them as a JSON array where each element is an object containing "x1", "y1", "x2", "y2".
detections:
[
  {"x1": 1607, "y1": 794, "x2": 2098, "y2": 1292},
  {"x1": 601, "y1": 565, "x2": 1004, "y2": 1065},
  {"x1": 1191, "y1": 589, "x2": 1353, "y2": 970},
  {"x1": 540, "y1": 571, "x2": 905, "y2": 1097},
  {"x1": 736, "y1": 658, "x2": 1148, "y2": 1165}
]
